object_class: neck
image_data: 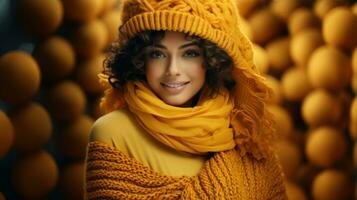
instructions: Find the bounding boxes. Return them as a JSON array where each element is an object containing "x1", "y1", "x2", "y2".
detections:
[{"x1": 181, "y1": 91, "x2": 201, "y2": 107}]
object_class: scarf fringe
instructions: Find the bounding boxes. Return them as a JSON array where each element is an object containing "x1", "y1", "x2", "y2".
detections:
[{"x1": 231, "y1": 66, "x2": 275, "y2": 160}]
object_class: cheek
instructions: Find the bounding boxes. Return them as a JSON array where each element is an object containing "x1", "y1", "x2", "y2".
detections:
[
  {"x1": 145, "y1": 67, "x2": 154, "y2": 77},
  {"x1": 146, "y1": 63, "x2": 162, "y2": 80},
  {"x1": 189, "y1": 64, "x2": 206, "y2": 80},
  {"x1": 145, "y1": 69, "x2": 157, "y2": 84},
  {"x1": 145, "y1": 67, "x2": 162, "y2": 85}
]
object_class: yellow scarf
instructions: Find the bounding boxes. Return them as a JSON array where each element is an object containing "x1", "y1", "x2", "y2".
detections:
[
  {"x1": 99, "y1": 73, "x2": 272, "y2": 159},
  {"x1": 124, "y1": 81, "x2": 235, "y2": 154}
]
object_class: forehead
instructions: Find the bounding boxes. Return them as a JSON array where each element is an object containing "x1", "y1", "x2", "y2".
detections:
[{"x1": 158, "y1": 31, "x2": 194, "y2": 45}]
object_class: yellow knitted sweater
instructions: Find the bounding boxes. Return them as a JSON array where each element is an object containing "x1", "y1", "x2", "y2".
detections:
[
  {"x1": 85, "y1": 141, "x2": 287, "y2": 199},
  {"x1": 86, "y1": 0, "x2": 288, "y2": 199}
]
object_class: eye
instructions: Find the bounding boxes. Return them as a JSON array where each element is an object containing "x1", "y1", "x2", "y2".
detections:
[
  {"x1": 147, "y1": 50, "x2": 166, "y2": 59},
  {"x1": 184, "y1": 49, "x2": 201, "y2": 57}
]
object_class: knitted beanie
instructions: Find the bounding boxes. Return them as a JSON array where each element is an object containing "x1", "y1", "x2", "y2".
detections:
[{"x1": 100, "y1": 0, "x2": 274, "y2": 159}]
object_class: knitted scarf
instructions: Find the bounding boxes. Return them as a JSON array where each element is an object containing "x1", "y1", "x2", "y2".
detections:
[
  {"x1": 123, "y1": 81, "x2": 235, "y2": 155},
  {"x1": 85, "y1": 141, "x2": 287, "y2": 200},
  {"x1": 99, "y1": 74, "x2": 272, "y2": 160}
]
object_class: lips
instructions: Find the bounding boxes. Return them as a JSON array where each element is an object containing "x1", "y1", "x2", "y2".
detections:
[
  {"x1": 161, "y1": 82, "x2": 189, "y2": 88},
  {"x1": 160, "y1": 81, "x2": 189, "y2": 94}
]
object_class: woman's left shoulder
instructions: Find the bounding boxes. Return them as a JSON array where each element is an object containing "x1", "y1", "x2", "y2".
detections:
[
  {"x1": 235, "y1": 145, "x2": 283, "y2": 170},
  {"x1": 232, "y1": 148, "x2": 288, "y2": 199},
  {"x1": 88, "y1": 108, "x2": 137, "y2": 146}
]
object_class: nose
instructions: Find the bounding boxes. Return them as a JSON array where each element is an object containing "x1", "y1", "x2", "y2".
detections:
[{"x1": 166, "y1": 56, "x2": 180, "y2": 76}]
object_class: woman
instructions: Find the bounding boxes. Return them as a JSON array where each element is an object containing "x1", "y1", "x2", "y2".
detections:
[{"x1": 85, "y1": 0, "x2": 287, "y2": 199}]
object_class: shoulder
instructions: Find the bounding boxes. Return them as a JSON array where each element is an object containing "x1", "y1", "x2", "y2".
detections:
[
  {"x1": 226, "y1": 145, "x2": 286, "y2": 187},
  {"x1": 234, "y1": 148, "x2": 287, "y2": 199},
  {"x1": 89, "y1": 108, "x2": 138, "y2": 146}
]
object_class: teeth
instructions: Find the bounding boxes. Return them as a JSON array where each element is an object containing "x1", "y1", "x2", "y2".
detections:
[{"x1": 163, "y1": 82, "x2": 186, "y2": 88}]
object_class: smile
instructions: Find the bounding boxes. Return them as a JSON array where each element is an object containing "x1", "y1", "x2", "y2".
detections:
[
  {"x1": 161, "y1": 82, "x2": 189, "y2": 88},
  {"x1": 161, "y1": 82, "x2": 189, "y2": 94}
]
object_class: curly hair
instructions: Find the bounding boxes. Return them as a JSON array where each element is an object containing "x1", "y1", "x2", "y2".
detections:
[{"x1": 104, "y1": 30, "x2": 235, "y2": 98}]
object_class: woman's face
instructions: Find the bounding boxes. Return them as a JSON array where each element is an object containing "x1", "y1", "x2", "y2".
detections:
[{"x1": 145, "y1": 31, "x2": 205, "y2": 107}]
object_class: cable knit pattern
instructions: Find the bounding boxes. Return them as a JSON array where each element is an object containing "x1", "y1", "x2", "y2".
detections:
[
  {"x1": 86, "y1": 141, "x2": 287, "y2": 199},
  {"x1": 121, "y1": 0, "x2": 239, "y2": 34}
]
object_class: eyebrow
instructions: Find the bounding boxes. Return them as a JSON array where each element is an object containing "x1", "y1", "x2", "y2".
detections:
[{"x1": 151, "y1": 42, "x2": 198, "y2": 49}]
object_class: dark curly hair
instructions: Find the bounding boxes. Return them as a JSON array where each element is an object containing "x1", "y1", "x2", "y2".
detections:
[{"x1": 104, "y1": 30, "x2": 235, "y2": 99}]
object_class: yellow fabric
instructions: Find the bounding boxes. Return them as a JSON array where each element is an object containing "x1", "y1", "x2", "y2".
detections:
[
  {"x1": 124, "y1": 81, "x2": 235, "y2": 154},
  {"x1": 85, "y1": 141, "x2": 287, "y2": 200},
  {"x1": 99, "y1": 0, "x2": 274, "y2": 160},
  {"x1": 89, "y1": 108, "x2": 205, "y2": 176}
]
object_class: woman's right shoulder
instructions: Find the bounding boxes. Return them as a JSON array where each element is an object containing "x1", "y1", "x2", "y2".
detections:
[{"x1": 89, "y1": 108, "x2": 135, "y2": 145}]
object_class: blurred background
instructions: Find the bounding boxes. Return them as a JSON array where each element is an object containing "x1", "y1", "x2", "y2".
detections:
[{"x1": 0, "y1": 0, "x2": 356, "y2": 199}]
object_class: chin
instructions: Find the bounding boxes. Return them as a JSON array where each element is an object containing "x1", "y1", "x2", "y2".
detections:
[{"x1": 162, "y1": 97, "x2": 192, "y2": 107}]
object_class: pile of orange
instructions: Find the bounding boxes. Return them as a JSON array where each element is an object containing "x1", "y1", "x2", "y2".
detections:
[
  {"x1": 238, "y1": 0, "x2": 356, "y2": 199},
  {"x1": 0, "y1": 0, "x2": 120, "y2": 199}
]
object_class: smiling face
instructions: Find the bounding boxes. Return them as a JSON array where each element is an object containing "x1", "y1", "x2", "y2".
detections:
[{"x1": 145, "y1": 31, "x2": 206, "y2": 107}]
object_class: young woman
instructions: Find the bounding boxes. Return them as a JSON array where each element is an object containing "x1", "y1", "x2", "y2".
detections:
[{"x1": 85, "y1": 0, "x2": 287, "y2": 199}]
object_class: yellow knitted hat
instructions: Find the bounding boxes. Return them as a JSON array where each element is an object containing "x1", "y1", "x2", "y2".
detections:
[{"x1": 100, "y1": 0, "x2": 274, "y2": 159}]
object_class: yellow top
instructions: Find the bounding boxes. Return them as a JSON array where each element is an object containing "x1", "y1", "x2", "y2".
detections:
[{"x1": 89, "y1": 108, "x2": 206, "y2": 176}]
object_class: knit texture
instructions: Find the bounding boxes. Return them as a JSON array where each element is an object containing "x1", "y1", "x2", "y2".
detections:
[
  {"x1": 100, "y1": 0, "x2": 274, "y2": 160},
  {"x1": 85, "y1": 141, "x2": 287, "y2": 199}
]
